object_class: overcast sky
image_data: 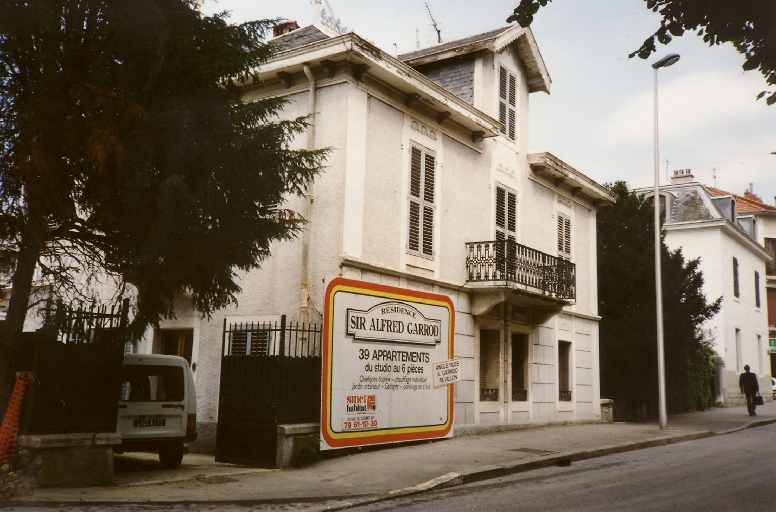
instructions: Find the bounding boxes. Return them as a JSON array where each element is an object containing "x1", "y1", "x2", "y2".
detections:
[{"x1": 201, "y1": 0, "x2": 776, "y2": 202}]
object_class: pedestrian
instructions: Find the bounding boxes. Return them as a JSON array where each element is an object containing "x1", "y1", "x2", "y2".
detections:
[{"x1": 739, "y1": 365, "x2": 760, "y2": 416}]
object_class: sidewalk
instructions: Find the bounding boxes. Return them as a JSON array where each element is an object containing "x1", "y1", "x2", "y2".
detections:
[{"x1": 8, "y1": 401, "x2": 776, "y2": 507}]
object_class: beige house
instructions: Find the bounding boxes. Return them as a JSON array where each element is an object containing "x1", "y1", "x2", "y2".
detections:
[{"x1": 139, "y1": 14, "x2": 615, "y2": 448}]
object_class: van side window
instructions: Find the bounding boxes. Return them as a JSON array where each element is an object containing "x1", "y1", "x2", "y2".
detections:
[{"x1": 120, "y1": 365, "x2": 184, "y2": 402}]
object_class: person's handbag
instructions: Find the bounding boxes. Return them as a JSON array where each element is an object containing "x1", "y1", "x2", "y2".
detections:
[{"x1": 754, "y1": 394, "x2": 765, "y2": 406}]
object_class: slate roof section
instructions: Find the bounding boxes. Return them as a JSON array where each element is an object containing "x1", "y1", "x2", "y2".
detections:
[
  {"x1": 272, "y1": 25, "x2": 330, "y2": 52},
  {"x1": 398, "y1": 27, "x2": 509, "y2": 62},
  {"x1": 705, "y1": 186, "x2": 776, "y2": 213},
  {"x1": 670, "y1": 186, "x2": 715, "y2": 223}
]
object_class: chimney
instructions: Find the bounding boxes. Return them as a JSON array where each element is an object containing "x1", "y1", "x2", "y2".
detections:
[
  {"x1": 313, "y1": 0, "x2": 322, "y2": 25},
  {"x1": 272, "y1": 20, "x2": 300, "y2": 38},
  {"x1": 669, "y1": 169, "x2": 694, "y2": 185}
]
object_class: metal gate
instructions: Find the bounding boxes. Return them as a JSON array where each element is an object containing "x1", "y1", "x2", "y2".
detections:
[{"x1": 214, "y1": 316, "x2": 322, "y2": 466}]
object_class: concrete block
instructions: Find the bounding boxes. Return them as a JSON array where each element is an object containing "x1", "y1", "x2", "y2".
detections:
[
  {"x1": 600, "y1": 399, "x2": 613, "y2": 423},
  {"x1": 457, "y1": 292, "x2": 471, "y2": 314},
  {"x1": 361, "y1": 270, "x2": 381, "y2": 283},
  {"x1": 455, "y1": 380, "x2": 475, "y2": 402},
  {"x1": 381, "y1": 274, "x2": 400, "y2": 287},
  {"x1": 16, "y1": 434, "x2": 116, "y2": 488},
  {"x1": 93, "y1": 433, "x2": 122, "y2": 446},
  {"x1": 455, "y1": 334, "x2": 475, "y2": 358},
  {"x1": 276, "y1": 423, "x2": 321, "y2": 469},
  {"x1": 455, "y1": 312, "x2": 474, "y2": 336},
  {"x1": 575, "y1": 333, "x2": 592, "y2": 351},
  {"x1": 558, "y1": 314, "x2": 572, "y2": 332},
  {"x1": 575, "y1": 318, "x2": 592, "y2": 335}
]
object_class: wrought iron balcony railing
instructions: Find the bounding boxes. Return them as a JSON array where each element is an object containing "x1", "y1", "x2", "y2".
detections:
[
  {"x1": 559, "y1": 390, "x2": 572, "y2": 402},
  {"x1": 480, "y1": 388, "x2": 499, "y2": 402},
  {"x1": 465, "y1": 240, "x2": 576, "y2": 300},
  {"x1": 512, "y1": 389, "x2": 528, "y2": 402}
]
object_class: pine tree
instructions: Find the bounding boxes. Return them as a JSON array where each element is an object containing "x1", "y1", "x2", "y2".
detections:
[
  {"x1": 0, "y1": 0, "x2": 326, "y2": 414},
  {"x1": 597, "y1": 182, "x2": 720, "y2": 415}
]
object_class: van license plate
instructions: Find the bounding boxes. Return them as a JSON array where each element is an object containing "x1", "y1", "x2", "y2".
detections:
[{"x1": 134, "y1": 419, "x2": 165, "y2": 427}]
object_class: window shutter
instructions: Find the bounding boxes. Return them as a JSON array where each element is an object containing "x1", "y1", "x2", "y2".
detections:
[
  {"x1": 498, "y1": 66, "x2": 517, "y2": 141},
  {"x1": 733, "y1": 257, "x2": 740, "y2": 297},
  {"x1": 557, "y1": 213, "x2": 571, "y2": 260},
  {"x1": 499, "y1": 67, "x2": 508, "y2": 135},
  {"x1": 407, "y1": 143, "x2": 436, "y2": 257},
  {"x1": 496, "y1": 184, "x2": 517, "y2": 242}
]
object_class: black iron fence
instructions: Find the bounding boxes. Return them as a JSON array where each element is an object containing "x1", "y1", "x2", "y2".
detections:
[
  {"x1": 215, "y1": 315, "x2": 322, "y2": 466},
  {"x1": 16, "y1": 299, "x2": 129, "y2": 434},
  {"x1": 465, "y1": 240, "x2": 576, "y2": 300},
  {"x1": 222, "y1": 315, "x2": 321, "y2": 357}
]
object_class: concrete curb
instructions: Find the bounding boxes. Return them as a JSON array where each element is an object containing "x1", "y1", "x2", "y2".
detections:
[
  {"x1": 9, "y1": 420, "x2": 775, "y2": 508},
  {"x1": 322, "y1": 430, "x2": 716, "y2": 511}
]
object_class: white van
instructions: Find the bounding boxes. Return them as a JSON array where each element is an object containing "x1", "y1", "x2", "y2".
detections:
[{"x1": 115, "y1": 354, "x2": 197, "y2": 468}]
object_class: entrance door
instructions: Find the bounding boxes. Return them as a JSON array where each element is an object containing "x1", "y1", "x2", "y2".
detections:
[{"x1": 160, "y1": 330, "x2": 194, "y2": 364}]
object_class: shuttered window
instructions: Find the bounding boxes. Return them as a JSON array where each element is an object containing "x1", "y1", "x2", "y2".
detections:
[
  {"x1": 733, "y1": 257, "x2": 740, "y2": 298},
  {"x1": 495, "y1": 184, "x2": 517, "y2": 243},
  {"x1": 408, "y1": 143, "x2": 436, "y2": 257},
  {"x1": 557, "y1": 213, "x2": 571, "y2": 260},
  {"x1": 499, "y1": 66, "x2": 517, "y2": 141}
]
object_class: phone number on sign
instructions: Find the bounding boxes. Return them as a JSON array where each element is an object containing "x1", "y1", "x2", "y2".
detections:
[{"x1": 343, "y1": 419, "x2": 378, "y2": 430}]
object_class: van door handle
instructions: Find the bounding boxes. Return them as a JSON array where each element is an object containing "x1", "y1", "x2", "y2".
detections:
[{"x1": 162, "y1": 403, "x2": 185, "y2": 410}]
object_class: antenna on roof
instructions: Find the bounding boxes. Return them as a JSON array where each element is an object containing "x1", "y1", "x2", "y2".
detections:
[
  {"x1": 712, "y1": 167, "x2": 717, "y2": 188},
  {"x1": 416, "y1": 28, "x2": 420, "y2": 49},
  {"x1": 425, "y1": 2, "x2": 442, "y2": 43}
]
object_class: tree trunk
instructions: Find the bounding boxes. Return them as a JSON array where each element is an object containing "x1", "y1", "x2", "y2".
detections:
[{"x1": 0, "y1": 239, "x2": 40, "y2": 420}]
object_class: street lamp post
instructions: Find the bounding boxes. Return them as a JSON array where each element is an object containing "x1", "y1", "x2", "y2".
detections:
[{"x1": 652, "y1": 53, "x2": 680, "y2": 430}]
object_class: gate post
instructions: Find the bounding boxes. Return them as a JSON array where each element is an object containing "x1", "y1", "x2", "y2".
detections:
[{"x1": 279, "y1": 315, "x2": 287, "y2": 356}]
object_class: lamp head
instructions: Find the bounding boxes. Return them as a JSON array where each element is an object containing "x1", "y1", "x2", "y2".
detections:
[{"x1": 652, "y1": 53, "x2": 681, "y2": 69}]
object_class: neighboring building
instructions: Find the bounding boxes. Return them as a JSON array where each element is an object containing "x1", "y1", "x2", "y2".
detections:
[
  {"x1": 635, "y1": 170, "x2": 772, "y2": 406},
  {"x1": 130, "y1": 10, "x2": 615, "y2": 448},
  {"x1": 704, "y1": 185, "x2": 776, "y2": 377}
]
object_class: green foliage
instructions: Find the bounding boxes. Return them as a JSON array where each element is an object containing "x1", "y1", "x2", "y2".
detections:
[
  {"x1": 508, "y1": 0, "x2": 776, "y2": 104},
  {"x1": 0, "y1": 0, "x2": 327, "y2": 332},
  {"x1": 597, "y1": 182, "x2": 720, "y2": 414}
]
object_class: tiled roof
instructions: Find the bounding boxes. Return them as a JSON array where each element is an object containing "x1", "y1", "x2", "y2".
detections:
[
  {"x1": 398, "y1": 27, "x2": 510, "y2": 62},
  {"x1": 272, "y1": 25, "x2": 330, "y2": 52},
  {"x1": 705, "y1": 186, "x2": 776, "y2": 213}
]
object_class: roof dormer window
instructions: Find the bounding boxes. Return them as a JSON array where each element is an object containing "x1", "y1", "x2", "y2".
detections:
[{"x1": 499, "y1": 66, "x2": 516, "y2": 141}]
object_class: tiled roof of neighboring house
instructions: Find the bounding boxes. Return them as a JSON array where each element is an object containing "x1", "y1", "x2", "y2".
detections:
[
  {"x1": 705, "y1": 186, "x2": 776, "y2": 213},
  {"x1": 398, "y1": 27, "x2": 509, "y2": 62},
  {"x1": 272, "y1": 25, "x2": 330, "y2": 52}
]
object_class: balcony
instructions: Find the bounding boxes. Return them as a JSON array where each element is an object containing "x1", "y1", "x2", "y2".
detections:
[{"x1": 465, "y1": 240, "x2": 576, "y2": 300}]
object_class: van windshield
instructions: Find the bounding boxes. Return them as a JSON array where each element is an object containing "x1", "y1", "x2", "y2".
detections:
[{"x1": 120, "y1": 365, "x2": 184, "y2": 402}]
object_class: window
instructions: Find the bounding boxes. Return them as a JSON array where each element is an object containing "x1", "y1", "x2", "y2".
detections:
[
  {"x1": 755, "y1": 271, "x2": 761, "y2": 308},
  {"x1": 495, "y1": 184, "x2": 517, "y2": 242},
  {"x1": 558, "y1": 341, "x2": 572, "y2": 401},
  {"x1": 498, "y1": 66, "x2": 517, "y2": 141},
  {"x1": 557, "y1": 213, "x2": 571, "y2": 260},
  {"x1": 407, "y1": 143, "x2": 436, "y2": 257},
  {"x1": 511, "y1": 333, "x2": 528, "y2": 401},
  {"x1": 733, "y1": 257, "x2": 740, "y2": 298},
  {"x1": 120, "y1": 365, "x2": 184, "y2": 402},
  {"x1": 479, "y1": 329, "x2": 500, "y2": 401},
  {"x1": 765, "y1": 238, "x2": 776, "y2": 276},
  {"x1": 229, "y1": 329, "x2": 271, "y2": 356}
]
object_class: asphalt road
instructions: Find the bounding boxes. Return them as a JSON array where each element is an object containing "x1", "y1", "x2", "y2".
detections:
[
  {"x1": 6, "y1": 423, "x2": 776, "y2": 511},
  {"x1": 354, "y1": 422, "x2": 776, "y2": 512}
]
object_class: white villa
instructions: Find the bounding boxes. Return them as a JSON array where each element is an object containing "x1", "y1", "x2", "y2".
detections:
[
  {"x1": 136, "y1": 10, "x2": 616, "y2": 449},
  {"x1": 635, "y1": 170, "x2": 772, "y2": 405}
]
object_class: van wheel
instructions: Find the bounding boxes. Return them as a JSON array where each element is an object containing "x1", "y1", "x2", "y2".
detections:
[{"x1": 159, "y1": 443, "x2": 184, "y2": 469}]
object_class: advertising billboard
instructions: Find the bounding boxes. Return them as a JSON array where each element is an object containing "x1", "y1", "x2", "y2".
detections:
[{"x1": 321, "y1": 277, "x2": 454, "y2": 449}]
